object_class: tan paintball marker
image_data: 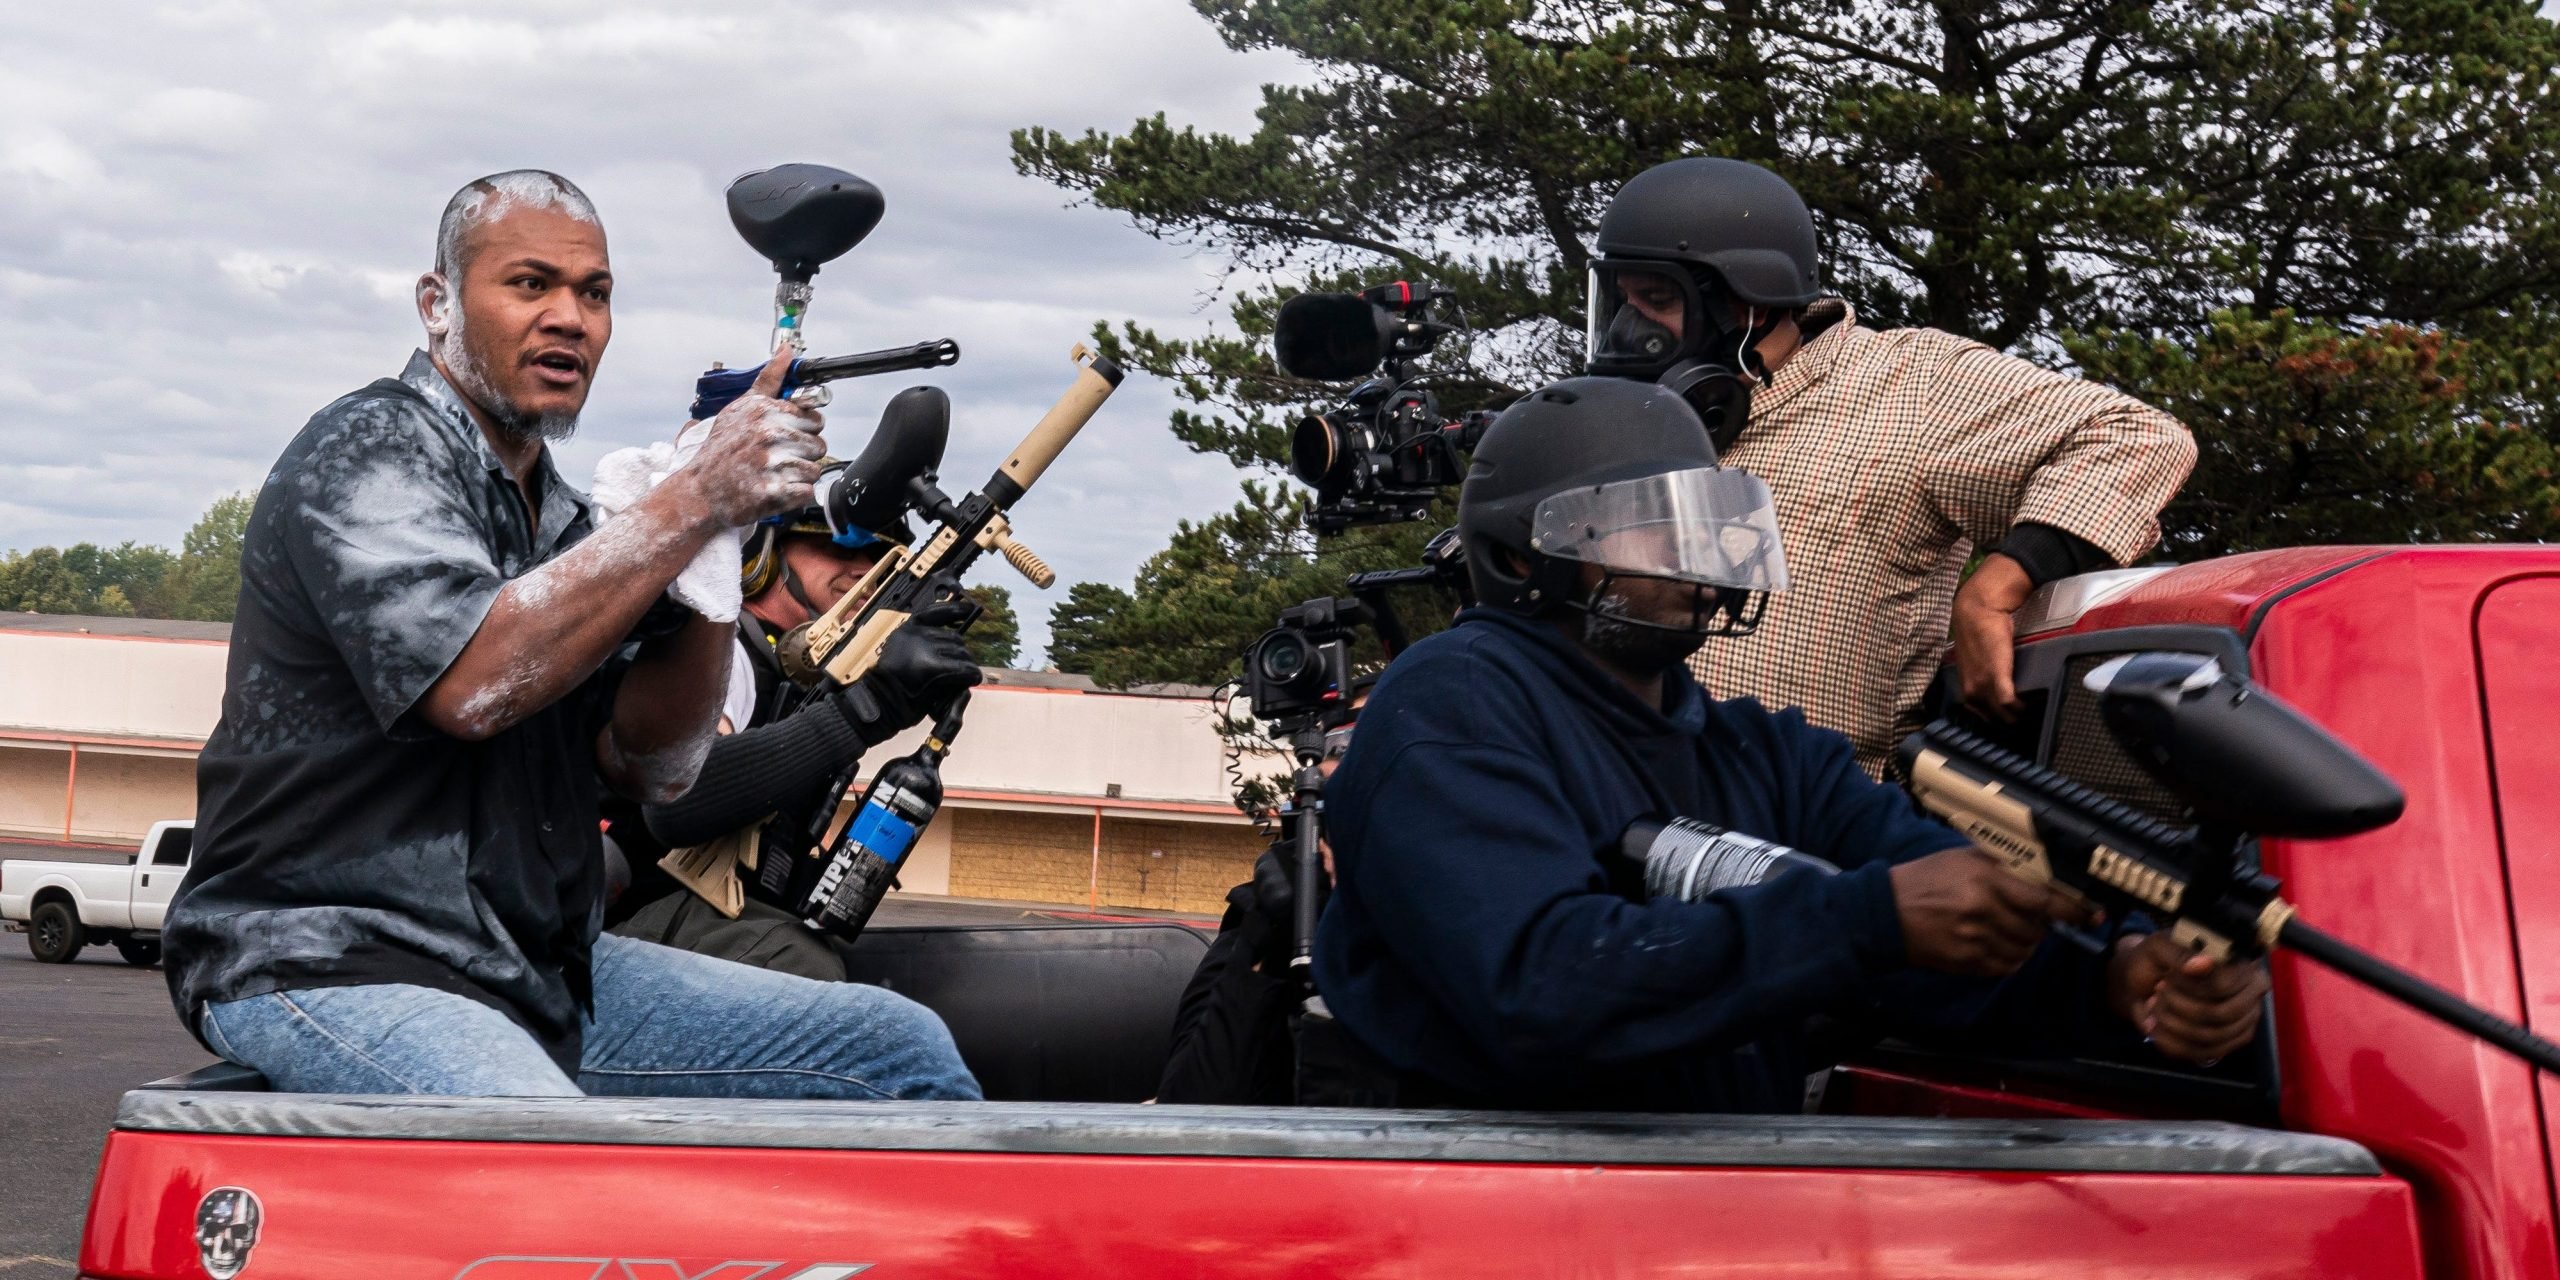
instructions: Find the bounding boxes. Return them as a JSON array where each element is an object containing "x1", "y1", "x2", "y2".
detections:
[
  {"x1": 766, "y1": 345, "x2": 1124, "y2": 941},
  {"x1": 1899, "y1": 651, "x2": 2560, "y2": 1076},
  {"x1": 781, "y1": 343, "x2": 1124, "y2": 687}
]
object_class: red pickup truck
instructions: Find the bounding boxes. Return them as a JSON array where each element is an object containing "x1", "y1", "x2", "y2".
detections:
[{"x1": 73, "y1": 546, "x2": 2560, "y2": 1279}]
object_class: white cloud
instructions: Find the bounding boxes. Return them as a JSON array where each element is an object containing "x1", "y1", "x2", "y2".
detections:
[
  {"x1": 120, "y1": 87, "x2": 268, "y2": 152},
  {"x1": 0, "y1": 0, "x2": 1311, "y2": 659}
]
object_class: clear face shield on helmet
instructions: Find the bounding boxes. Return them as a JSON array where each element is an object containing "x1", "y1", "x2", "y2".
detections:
[
  {"x1": 1528, "y1": 466, "x2": 1789, "y2": 636},
  {"x1": 1587, "y1": 261, "x2": 1712, "y2": 374}
]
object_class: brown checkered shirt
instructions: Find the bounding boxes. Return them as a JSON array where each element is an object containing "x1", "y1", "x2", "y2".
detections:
[{"x1": 1696, "y1": 300, "x2": 2196, "y2": 776}]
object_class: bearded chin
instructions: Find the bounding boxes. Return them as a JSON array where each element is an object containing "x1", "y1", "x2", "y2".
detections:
[
  {"x1": 1579, "y1": 587, "x2": 1711, "y2": 672},
  {"x1": 438, "y1": 318, "x2": 579, "y2": 444}
]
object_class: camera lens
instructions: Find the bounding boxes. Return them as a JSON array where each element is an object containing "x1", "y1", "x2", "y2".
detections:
[
  {"x1": 1290, "y1": 414, "x2": 1352, "y2": 493},
  {"x1": 1257, "y1": 631, "x2": 1315, "y2": 684}
]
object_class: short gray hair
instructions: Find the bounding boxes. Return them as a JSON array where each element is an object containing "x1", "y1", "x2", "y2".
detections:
[{"x1": 431, "y1": 169, "x2": 600, "y2": 280}]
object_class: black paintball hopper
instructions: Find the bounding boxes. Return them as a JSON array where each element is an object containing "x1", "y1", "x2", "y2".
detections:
[
  {"x1": 2088, "y1": 652, "x2": 2405, "y2": 840},
  {"x1": 727, "y1": 163, "x2": 884, "y2": 282}
]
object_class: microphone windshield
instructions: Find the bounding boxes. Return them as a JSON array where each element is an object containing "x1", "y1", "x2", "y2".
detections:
[{"x1": 1274, "y1": 293, "x2": 1391, "y2": 381}]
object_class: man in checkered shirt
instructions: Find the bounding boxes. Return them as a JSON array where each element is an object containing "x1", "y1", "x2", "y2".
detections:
[{"x1": 1585, "y1": 158, "x2": 2196, "y2": 776}]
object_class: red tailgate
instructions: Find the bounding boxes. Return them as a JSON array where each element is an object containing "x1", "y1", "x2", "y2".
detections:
[{"x1": 86, "y1": 1092, "x2": 2420, "y2": 1279}]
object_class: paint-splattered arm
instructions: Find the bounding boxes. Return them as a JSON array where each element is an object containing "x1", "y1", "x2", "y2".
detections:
[
  {"x1": 593, "y1": 610, "x2": 732, "y2": 803},
  {"x1": 417, "y1": 347, "x2": 819, "y2": 746}
]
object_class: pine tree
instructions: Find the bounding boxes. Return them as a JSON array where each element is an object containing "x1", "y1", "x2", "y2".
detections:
[
  {"x1": 1017, "y1": 0, "x2": 2560, "y2": 683},
  {"x1": 962, "y1": 584, "x2": 1024, "y2": 669}
]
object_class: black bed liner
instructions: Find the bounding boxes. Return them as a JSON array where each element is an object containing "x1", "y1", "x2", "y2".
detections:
[{"x1": 124, "y1": 1064, "x2": 2378, "y2": 1177}]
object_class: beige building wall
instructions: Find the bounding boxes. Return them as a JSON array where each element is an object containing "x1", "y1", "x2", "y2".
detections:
[
  {"x1": 0, "y1": 618, "x2": 1264, "y2": 914},
  {"x1": 945, "y1": 808, "x2": 1265, "y2": 916},
  {"x1": 0, "y1": 746, "x2": 73, "y2": 839},
  {"x1": 66, "y1": 751, "x2": 196, "y2": 843},
  {"x1": 0, "y1": 625, "x2": 225, "y2": 741}
]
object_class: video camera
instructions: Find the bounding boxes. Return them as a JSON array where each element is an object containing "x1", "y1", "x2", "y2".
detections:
[
  {"x1": 1273, "y1": 281, "x2": 1495, "y2": 534},
  {"x1": 1235, "y1": 594, "x2": 1371, "y2": 987},
  {"x1": 1243, "y1": 597, "x2": 1370, "y2": 724}
]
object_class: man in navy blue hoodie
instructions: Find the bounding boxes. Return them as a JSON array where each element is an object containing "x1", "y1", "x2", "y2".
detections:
[{"x1": 1309, "y1": 378, "x2": 2266, "y2": 1112}]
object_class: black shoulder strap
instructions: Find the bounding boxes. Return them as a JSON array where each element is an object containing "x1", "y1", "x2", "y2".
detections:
[{"x1": 736, "y1": 618, "x2": 791, "y2": 724}]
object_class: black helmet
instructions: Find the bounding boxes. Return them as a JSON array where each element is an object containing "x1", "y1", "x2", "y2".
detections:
[
  {"x1": 1585, "y1": 158, "x2": 1824, "y2": 449},
  {"x1": 1593, "y1": 158, "x2": 1823, "y2": 312},
  {"x1": 1459, "y1": 377, "x2": 1787, "y2": 633}
]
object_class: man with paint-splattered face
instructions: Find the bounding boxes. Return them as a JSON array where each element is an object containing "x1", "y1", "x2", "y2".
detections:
[{"x1": 161, "y1": 171, "x2": 981, "y2": 1101}]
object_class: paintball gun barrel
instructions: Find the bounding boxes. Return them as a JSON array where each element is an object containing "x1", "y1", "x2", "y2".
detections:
[
  {"x1": 690, "y1": 338, "x2": 961, "y2": 421},
  {"x1": 1898, "y1": 653, "x2": 2560, "y2": 1076}
]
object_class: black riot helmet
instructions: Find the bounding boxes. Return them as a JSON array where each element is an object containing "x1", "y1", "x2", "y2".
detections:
[
  {"x1": 1586, "y1": 158, "x2": 1824, "y2": 450},
  {"x1": 1459, "y1": 377, "x2": 1788, "y2": 637}
]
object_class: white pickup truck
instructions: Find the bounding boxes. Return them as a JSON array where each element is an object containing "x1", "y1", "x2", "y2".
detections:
[{"x1": 1, "y1": 819, "x2": 193, "y2": 966}]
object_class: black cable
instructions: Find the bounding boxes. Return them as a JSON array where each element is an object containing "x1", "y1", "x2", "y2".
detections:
[
  {"x1": 1212, "y1": 679, "x2": 1278, "y2": 838},
  {"x1": 2279, "y1": 918, "x2": 2560, "y2": 1076}
]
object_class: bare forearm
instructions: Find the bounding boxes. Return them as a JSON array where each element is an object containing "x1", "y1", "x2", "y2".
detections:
[
  {"x1": 599, "y1": 611, "x2": 731, "y2": 803},
  {"x1": 420, "y1": 481, "x2": 716, "y2": 740}
]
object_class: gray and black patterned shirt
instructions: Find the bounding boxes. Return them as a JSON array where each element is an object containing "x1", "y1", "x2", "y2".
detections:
[{"x1": 166, "y1": 350, "x2": 624, "y2": 1071}]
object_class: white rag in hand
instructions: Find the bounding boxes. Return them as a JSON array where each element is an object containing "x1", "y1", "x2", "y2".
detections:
[{"x1": 589, "y1": 421, "x2": 743, "y2": 623}]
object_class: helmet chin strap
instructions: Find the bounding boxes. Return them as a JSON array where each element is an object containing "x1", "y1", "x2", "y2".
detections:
[
  {"x1": 1562, "y1": 569, "x2": 1770, "y2": 641},
  {"x1": 779, "y1": 556, "x2": 824, "y2": 622}
]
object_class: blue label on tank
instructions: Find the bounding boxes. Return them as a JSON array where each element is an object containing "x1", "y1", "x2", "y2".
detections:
[{"x1": 848, "y1": 805, "x2": 922, "y2": 867}]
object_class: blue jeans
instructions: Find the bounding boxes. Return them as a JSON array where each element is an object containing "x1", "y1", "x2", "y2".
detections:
[{"x1": 199, "y1": 931, "x2": 980, "y2": 1099}]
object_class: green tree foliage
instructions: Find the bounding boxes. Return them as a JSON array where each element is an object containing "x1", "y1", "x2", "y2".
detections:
[
  {"x1": 0, "y1": 547, "x2": 113, "y2": 616},
  {"x1": 1045, "y1": 581, "x2": 1139, "y2": 677},
  {"x1": 0, "y1": 493, "x2": 251, "y2": 622},
  {"x1": 166, "y1": 492, "x2": 253, "y2": 622},
  {"x1": 962, "y1": 583, "x2": 1023, "y2": 668},
  {"x1": 2073, "y1": 310, "x2": 2560, "y2": 557},
  {"x1": 1017, "y1": 0, "x2": 2560, "y2": 684},
  {"x1": 1045, "y1": 483, "x2": 1456, "y2": 686}
]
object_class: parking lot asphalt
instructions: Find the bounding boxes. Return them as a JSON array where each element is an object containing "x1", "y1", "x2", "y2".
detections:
[
  {"x1": 0, "y1": 885, "x2": 1206, "y2": 1276},
  {"x1": 0, "y1": 938, "x2": 209, "y2": 1279}
]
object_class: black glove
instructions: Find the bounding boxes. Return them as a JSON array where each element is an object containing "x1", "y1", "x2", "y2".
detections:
[{"x1": 832, "y1": 600, "x2": 982, "y2": 746}]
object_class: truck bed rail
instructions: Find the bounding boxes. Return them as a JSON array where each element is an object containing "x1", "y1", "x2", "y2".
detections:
[{"x1": 123, "y1": 1067, "x2": 2377, "y2": 1177}]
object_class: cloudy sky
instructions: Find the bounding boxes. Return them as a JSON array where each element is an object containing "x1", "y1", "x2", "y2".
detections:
[{"x1": 0, "y1": 1, "x2": 1306, "y2": 660}]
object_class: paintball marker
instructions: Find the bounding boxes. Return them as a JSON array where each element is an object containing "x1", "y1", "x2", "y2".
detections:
[
  {"x1": 1899, "y1": 652, "x2": 2560, "y2": 1076},
  {"x1": 689, "y1": 164, "x2": 961, "y2": 422},
  {"x1": 784, "y1": 343, "x2": 1124, "y2": 689},
  {"x1": 771, "y1": 344, "x2": 1124, "y2": 941}
]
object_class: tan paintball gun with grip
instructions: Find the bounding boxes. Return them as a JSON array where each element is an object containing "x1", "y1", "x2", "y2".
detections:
[
  {"x1": 784, "y1": 344, "x2": 1124, "y2": 688},
  {"x1": 1898, "y1": 651, "x2": 2560, "y2": 1075}
]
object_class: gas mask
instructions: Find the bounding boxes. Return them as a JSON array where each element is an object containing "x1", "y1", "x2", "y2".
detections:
[{"x1": 1585, "y1": 260, "x2": 1783, "y2": 453}]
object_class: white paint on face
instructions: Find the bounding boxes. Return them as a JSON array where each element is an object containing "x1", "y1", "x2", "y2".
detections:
[{"x1": 429, "y1": 174, "x2": 605, "y2": 445}]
